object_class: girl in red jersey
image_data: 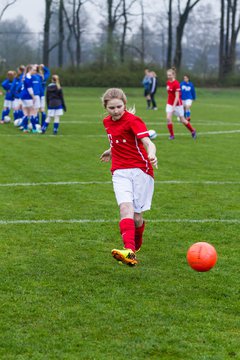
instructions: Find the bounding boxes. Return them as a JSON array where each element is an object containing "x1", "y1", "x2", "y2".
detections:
[
  {"x1": 100, "y1": 88, "x2": 158, "y2": 266},
  {"x1": 166, "y1": 67, "x2": 196, "y2": 140}
]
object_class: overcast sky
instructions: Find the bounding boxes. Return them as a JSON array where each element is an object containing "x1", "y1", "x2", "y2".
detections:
[{"x1": 2, "y1": 0, "x2": 219, "y2": 33}]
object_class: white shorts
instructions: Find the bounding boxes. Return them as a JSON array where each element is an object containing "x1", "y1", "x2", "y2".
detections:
[
  {"x1": 34, "y1": 95, "x2": 41, "y2": 109},
  {"x1": 4, "y1": 100, "x2": 13, "y2": 109},
  {"x1": 48, "y1": 109, "x2": 63, "y2": 117},
  {"x1": 40, "y1": 96, "x2": 45, "y2": 110},
  {"x1": 12, "y1": 99, "x2": 20, "y2": 109},
  {"x1": 22, "y1": 99, "x2": 33, "y2": 108},
  {"x1": 182, "y1": 99, "x2": 193, "y2": 107},
  {"x1": 112, "y1": 168, "x2": 154, "y2": 213},
  {"x1": 166, "y1": 104, "x2": 184, "y2": 117}
]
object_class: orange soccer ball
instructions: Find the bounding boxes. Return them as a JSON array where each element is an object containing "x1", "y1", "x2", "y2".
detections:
[{"x1": 187, "y1": 242, "x2": 217, "y2": 272}]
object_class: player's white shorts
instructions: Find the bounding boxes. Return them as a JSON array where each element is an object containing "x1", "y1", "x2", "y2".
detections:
[
  {"x1": 34, "y1": 95, "x2": 41, "y2": 109},
  {"x1": 21, "y1": 99, "x2": 33, "y2": 108},
  {"x1": 112, "y1": 168, "x2": 154, "y2": 213},
  {"x1": 182, "y1": 99, "x2": 193, "y2": 107},
  {"x1": 47, "y1": 109, "x2": 63, "y2": 117},
  {"x1": 166, "y1": 104, "x2": 184, "y2": 117},
  {"x1": 40, "y1": 96, "x2": 45, "y2": 109},
  {"x1": 4, "y1": 100, "x2": 13, "y2": 109},
  {"x1": 12, "y1": 99, "x2": 20, "y2": 109}
]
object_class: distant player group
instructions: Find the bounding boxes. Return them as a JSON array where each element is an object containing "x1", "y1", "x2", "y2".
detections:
[
  {"x1": 143, "y1": 67, "x2": 196, "y2": 139},
  {"x1": 1, "y1": 65, "x2": 66, "y2": 135}
]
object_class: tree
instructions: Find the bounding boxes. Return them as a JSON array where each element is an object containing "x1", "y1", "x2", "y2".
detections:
[
  {"x1": 0, "y1": 0, "x2": 17, "y2": 21},
  {"x1": 183, "y1": 4, "x2": 219, "y2": 73},
  {"x1": 43, "y1": 0, "x2": 53, "y2": 65},
  {"x1": 58, "y1": 0, "x2": 65, "y2": 67},
  {"x1": 119, "y1": 0, "x2": 137, "y2": 63},
  {"x1": 0, "y1": 17, "x2": 38, "y2": 67},
  {"x1": 105, "y1": 0, "x2": 123, "y2": 64},
  {"x1": 139, "y1": 0, "x2": 145, "y2": 64},
  {"x1": 63, "y1": 0, "x2": 89, "y2": 67},
  {"x1": 166, "y1": 0, "x2": 173, "y2": 68},
  {"x1": 173, "y1": 0, "x2": 201, "y2": 70},
  {"x1": 219, "y1": 0, "x2": 240, "y2": 79},
  {"x1": 219, "y1": 0, "x2": 225, "y2": 79}
]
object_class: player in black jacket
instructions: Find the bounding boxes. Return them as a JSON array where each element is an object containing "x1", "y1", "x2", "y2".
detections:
[
  {"x1": 41, "y1": 75, "x2": 66, "y2": 135},
  {"x1": 150, "y1": 71, "x2": 158, "y2": 110}
]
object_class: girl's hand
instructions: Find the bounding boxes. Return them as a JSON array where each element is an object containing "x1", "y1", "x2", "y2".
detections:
[
  {"x1": 100, "y1": 149, "x2": 112, "y2": 162},
  {"x1": 148, "y1": 153, "x2": 158, "y2": 169}
]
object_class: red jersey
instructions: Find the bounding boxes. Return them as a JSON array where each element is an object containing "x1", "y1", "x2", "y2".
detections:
[
  {"x1": 103, "y1": 111, "x2": 154, "y2": 178},
  {"x1": 167, "y1": 80, "x2": 183, "y2": 106}
]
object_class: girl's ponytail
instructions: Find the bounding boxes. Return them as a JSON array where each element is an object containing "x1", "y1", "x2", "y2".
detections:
[{"x1": 52, "y1": 75, "x2": 61, "y2": 89}]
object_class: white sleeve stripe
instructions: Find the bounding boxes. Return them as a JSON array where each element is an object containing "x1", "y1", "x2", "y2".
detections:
[{"x1": 137, "y1": 131, "x2": 149, "y2": 136}]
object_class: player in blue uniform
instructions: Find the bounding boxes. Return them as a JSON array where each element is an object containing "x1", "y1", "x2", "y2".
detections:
[
  {"x1": 10, "y1": 65, "x2": 25, "y2": 122},
  {"x1": 20, "y1": 64, "x2": 36, "y2": 133},
  {"x1": 31, "y1": 65, "x2": 42, "y2": 132},
  {"x1": 1, "y1": 71, "x2": 15, "y2": 124},
  {"x1": 142, "y1": 69, "x2": 152, "y2": 109},
  {"x1": 180, "y1": 75, "x2": 196, "y2": 122},
  {"x1": 38, "y1": 64, "x2": 50, "y2": 125}
]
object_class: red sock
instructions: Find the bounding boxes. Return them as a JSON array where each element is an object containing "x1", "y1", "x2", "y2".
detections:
[
  {"x1": 119, "y1": 218, "x2": 135, "y2": 252},
  {"x1": 167, "y1": 123, "x2": 174, "y2": 136},
  {"x1": 135, "y1": 221, "x2": 145, "y2": 251},
  {"x1": 185, "y1": 122, "x2": 194, "y2": 133}
]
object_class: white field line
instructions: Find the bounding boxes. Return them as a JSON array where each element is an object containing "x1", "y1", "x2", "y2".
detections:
[
  {"x1": 0, "y1": 218, "x2": 238, "y2": 225},
  {"x1": 79, "y1": 130, "x2": 240, "y2": 137},
  {"x1": 0, "y1": 130, "x2": 239, "y2": 137},
  {"x1": 60, "y1": 120, "x2": 240, "y2": 126},
  {"x1": 0, "y1": 180, "x2": 239, "y2": 188},
  {"x1": 0, "y1": 134, "x2": 64, "y2": 137}
]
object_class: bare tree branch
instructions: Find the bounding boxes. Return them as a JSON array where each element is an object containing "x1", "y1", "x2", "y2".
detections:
[{"x1": 0, "y1": 0, "x2": 17, "y2": 21}]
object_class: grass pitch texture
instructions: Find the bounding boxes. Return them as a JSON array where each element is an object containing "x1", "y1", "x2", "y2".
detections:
[{"x1": 0, "y1": 88, "x2": 239, "y2": 359}]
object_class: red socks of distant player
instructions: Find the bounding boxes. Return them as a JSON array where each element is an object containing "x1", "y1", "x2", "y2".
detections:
[
  {"x1": 185, "y1": 121, "x2": 194, "y2": 133},
  {"x1": 135, "y1": 221, "x2": 145, "y2": 251},
  {"x1": 119, "y1": 218, "x2": 135, "y2": 252},
  {"x1": 167, "y1": 123, "x2": 174, "y2": 137}
]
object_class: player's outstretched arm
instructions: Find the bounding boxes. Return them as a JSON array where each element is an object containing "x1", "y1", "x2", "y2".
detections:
[
  {"x1": 100, "y1": 148, "x2": 112, "y2": 162},
  {"x1": 141, "y1": 137, "x2": 158, "y2": 169}
]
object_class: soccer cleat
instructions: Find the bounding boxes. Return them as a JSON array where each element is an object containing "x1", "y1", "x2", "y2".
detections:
[
  {"x1": 192, "y1": 130, "x2": 197, "y2": 139},
  {"x1": 111, "y1": 249, "x2": 138, "y2": 266},
  {"x1": 32, "y1": 129, "x2": 42, "y2": 134},
  {"x1": 169, "y1": 135, "x2": 175, "y2": 140}
]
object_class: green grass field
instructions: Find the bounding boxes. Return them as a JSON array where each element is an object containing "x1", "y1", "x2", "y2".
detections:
[{"x1": 0, "y1": 87, "x2": 239, "y2": 360}]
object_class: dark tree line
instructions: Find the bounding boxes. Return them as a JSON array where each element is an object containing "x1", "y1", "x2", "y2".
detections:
[{"x1": 1, "y1": 0, "x2": 240, "y2": 79}]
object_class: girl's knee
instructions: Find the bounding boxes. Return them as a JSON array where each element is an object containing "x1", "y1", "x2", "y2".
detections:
[{"x1": 120, "y1": 202, "x2": 134, "y2": 219}]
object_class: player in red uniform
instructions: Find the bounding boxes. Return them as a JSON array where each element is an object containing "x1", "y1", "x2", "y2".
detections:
[
  {"x1": 100, "y1": 88, "x2": 158, "y2": 266},
  {"x1": 166, "y1": 67, "x2": 196, "y2": 140}
]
